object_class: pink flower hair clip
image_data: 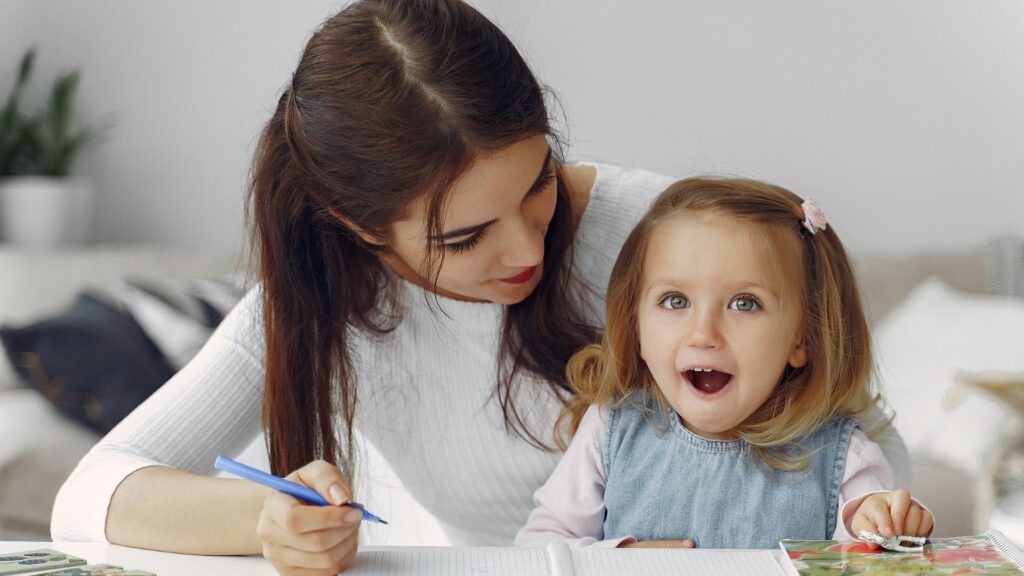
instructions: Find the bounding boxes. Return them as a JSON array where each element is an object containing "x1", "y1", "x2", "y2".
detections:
[{"x1": 801, "y1": 198, "x2": 828, "y2": 236}]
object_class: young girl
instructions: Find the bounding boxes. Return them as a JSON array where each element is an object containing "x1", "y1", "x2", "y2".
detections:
[{"x1": 516, "y1": 177, "x2": 934, "y2": 549}]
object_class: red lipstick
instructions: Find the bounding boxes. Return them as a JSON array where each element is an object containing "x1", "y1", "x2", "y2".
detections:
[{"x1": 500, "y1": 266, "x2": 537, "y2": 285}]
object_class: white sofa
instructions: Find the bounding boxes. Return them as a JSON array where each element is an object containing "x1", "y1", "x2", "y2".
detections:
[
  {"x1": 0, "y1": 243, "x2": 1012, "y2": 543},
  {"x1": 0, "y1": 245, "x2": 243, "y2": 540}
]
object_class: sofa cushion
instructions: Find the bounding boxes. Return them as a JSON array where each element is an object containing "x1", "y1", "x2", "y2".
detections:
[
  {"x1": 0, "y1": 388, "x2": 100, "y2": 539},
  {"x1": 0, "y1": 292, "x2": 175, "y2": 433},
  {"x1": 0, "y1": 245, "x2": 242, "y2": 393},
  {"x1": 876, "y1": 277, "x2": 1024, "y2": 477},
  {"x1": 118, "y1": 277, "x2": 243, "y2": 370}
]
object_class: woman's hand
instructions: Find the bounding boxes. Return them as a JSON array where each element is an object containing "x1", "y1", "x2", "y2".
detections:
[
  {"x1": 620, "y1": 539, "x2": 696, "y2": 548},
  {"x1": 256, "y1": 460, "x2": 362, "y2": 575},
  {"x1": 851, "y1": 489, "x2": 934, "y2": 548}
]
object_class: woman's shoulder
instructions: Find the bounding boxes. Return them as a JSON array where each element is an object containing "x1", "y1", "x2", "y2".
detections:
[
  {"x1": 571, "y1": 162, "x2": 675, "y2": 235},
  {"x1": 206, "y1": 284, "x2": 272, "y2": 360},
  {"x1": 557, "y1": 162, "x2": 678, "y2": 314},
  {"x1": 581, "y1": 162, "x2": 676, "y2": 208}
]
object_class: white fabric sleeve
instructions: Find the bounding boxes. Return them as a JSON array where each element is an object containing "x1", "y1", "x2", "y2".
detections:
[
  {"x1": 514, "y1": 405, "x2": 633, "y2": 549},
  {"x1": 860, "y1": 404, "x2": 911, "y2": 489},
  {"x1": 50, "y1": 288, "x2": 266, "y2": 542},
  {"x1": 834, "y1": 429, "x2": 935, "y2": 540}
]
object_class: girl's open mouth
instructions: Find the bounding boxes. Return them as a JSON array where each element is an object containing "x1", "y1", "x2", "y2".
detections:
[{"x1": 684, "y1": 368, "x2": 733, "y2": 395}]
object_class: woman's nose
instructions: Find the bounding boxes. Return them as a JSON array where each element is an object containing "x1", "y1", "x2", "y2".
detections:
[{"x1": 500, "y1": 218, "x2": 544, "y2": 267}]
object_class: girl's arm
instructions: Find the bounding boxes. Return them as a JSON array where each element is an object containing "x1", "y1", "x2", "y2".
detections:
[
  {"x1": 859, "y1": 404, "x2": 911, "y2": 488},
  {"x1": 514, "y1": 405, "x2": 633, "y2": 548},
  {"x1": 51, "y1": 289, "x2": 268, "y2": 552},
  {"x1": 834, "y1": 429, "x2": 935, "y2": 540}
]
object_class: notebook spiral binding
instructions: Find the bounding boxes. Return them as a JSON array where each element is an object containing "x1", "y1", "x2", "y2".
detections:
[{"x1": 988, "y1": 529, "x2": 1024, "y2": 570}]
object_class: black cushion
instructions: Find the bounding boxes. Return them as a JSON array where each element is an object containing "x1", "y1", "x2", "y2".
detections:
[{"x1": 0, "y1": 292, "x2": 175, "y2": 433}]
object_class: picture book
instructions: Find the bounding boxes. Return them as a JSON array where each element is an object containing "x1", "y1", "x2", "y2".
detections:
[
  {"x1": 0, "y1": 549, "x2": 86, "y2": 575},
  {"x1": 781, "y1": 529, "x2": 1024, "y2": 575},
  {"x1": 30, "y1": 564, "x2": 157, "y2": 576}
]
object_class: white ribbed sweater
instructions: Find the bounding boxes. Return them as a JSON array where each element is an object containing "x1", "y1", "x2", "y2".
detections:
[{"x1": 50, "y1": 163, "x2": 679, "y2": 546}]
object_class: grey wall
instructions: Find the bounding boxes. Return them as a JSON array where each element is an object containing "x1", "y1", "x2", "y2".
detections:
[
  {"x1": 3, "y1": 1, "x2": 1022, "y2": 254},
  {"x1": 1, "y1": 1, "x2": 340, "y2": 252}
]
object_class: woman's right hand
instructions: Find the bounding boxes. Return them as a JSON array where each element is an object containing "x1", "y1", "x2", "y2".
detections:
[{"x1": 256, "y1": 460, "x2": 362, "y2": 575}]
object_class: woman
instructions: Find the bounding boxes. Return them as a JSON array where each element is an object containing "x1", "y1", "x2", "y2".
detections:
[{"x1": 51, "y1": 1, "x2": 908, "y2": 574}]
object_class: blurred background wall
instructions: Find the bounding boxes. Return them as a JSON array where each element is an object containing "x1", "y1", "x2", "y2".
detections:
[{"x1": 1, "y1": 0, "x2": 1021, "y2": 254}]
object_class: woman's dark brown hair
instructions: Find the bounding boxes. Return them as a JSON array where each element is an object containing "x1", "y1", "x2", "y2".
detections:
[{"x1": 247, "y1": 0, "x2": 597, "y2": 479}]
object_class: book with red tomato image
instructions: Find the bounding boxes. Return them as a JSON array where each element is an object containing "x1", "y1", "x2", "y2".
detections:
[{"x1": 780, "y1": 530, "x2": 1024, "y2": 575}]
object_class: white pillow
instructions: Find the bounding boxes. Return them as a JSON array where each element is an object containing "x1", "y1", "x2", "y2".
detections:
[
  {"x1": 118, "y1": 282, "x2": 213, "y2": 371},
  {"x1": 117, "y1": 277, "x2": 244, "y2": 371},
  {"x1": 875, "y1": 277, "x2": 1024, "y2": 477}
]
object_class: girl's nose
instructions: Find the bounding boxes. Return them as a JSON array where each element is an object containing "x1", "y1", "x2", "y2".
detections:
[{"x1": 685, "y1": 309, "x2": 724, "y2": 349}]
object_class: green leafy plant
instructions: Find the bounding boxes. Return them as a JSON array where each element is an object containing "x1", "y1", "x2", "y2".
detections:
[
  {"x1": 0, "y1": 49, "x2": 37, "y2": 176},
  {"x1": 0, "y1": 47, "x2": 104, "y2": 177}
]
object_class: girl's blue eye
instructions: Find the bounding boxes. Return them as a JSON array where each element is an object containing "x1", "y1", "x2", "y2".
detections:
[
  {"x1": 729, "y1": 295, "x2": 760, "y2": 312},
  {"x1": 658, "y1": 294, "x2": 689, "y2": 310}
]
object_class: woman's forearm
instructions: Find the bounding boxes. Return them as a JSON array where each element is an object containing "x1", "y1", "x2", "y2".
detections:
[{"x1": 106, "y1": 466, "x2": 272, "y2": 555}]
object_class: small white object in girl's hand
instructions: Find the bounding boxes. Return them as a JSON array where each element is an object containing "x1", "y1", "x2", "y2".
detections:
[{"x1": 858, "y1": 530, "x2": 927, "y2": 552}]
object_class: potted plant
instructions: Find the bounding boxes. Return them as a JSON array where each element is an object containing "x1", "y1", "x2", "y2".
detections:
[{"x1": 0, "y1": 48, "x2": 104, "y2": 246}]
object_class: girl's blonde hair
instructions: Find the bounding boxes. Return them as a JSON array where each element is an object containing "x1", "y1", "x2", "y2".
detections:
[{"x1": 557, "y1": 177, "x2": 883, "y2": 469}]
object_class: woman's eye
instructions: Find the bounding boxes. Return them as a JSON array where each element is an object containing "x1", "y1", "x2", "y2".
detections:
[
  {"x1": 526, "y1": 170, "x2": 556, "y2": 199},
  {"x1": 444, "y1": 229, "x2": 487, "y2": 254},
  {"x1": 729, "y1": 296, "x2": 760, "y2": 312},
  {"x1": 658, "y1": 294, "x2": 689, "y2": 310}
]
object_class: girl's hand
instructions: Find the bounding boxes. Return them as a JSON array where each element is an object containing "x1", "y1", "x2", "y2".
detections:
[
  {"x1": 620, "y1": 539, "x2": 696, "y2": 548},
  {"x1": 851, "y1": 489, "x2": 934, "y2": 547},
  {"x1": 256, "y1": 460, "x2": 361, "y2": 576}
]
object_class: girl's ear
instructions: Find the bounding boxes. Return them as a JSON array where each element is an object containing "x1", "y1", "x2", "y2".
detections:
[
  {"x1": 788, "y1": 336, "x2": 808, "y2": 369},
  {"x1": 327, "y1": 207, "x2": 386, "y2": 247}
]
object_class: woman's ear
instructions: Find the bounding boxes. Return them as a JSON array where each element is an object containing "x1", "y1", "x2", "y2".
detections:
[
  {"x1": 788, "y1": 336, "x2": 808, "y2": 369},
  {"x1": 327, "y1": 207, "x2": 386, "y2": 247}
]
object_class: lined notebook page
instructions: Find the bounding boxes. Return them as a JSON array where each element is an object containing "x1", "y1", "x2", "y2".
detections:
[
  {"x1": 343, "y1": 547, "x2": 549, "y2": 575},
  {"x1": 570, "y1": 548, "x2": 787, "y2": 576},
  {"x1": 340, "y1": 546, "x2": 787, "y2": 576}
]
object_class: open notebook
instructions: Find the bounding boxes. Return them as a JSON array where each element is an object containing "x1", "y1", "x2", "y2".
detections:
[{"x1": 343, "y1": 541, "x2": 787, "y2": 575}]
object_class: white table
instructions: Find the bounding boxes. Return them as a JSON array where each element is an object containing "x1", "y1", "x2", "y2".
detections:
[
  {"x1": 0, "y1": 542, "x2": 275, "y2": 575},
  {"x1": 0, "y1": 542, "x2": 793, "y2": 575}
]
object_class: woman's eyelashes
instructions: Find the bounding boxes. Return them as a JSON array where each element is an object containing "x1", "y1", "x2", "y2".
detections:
[
  {"x1": 444, "y1": 228, "x2": 488, "y2": 254},
  {"x1": 528, "y1": 169, "x2": 556, "y2": 198},
  {"x1": 442, "y1": 169, "x2": 556, "y2": 255},
  {"x1": 656, "y1": 293, "x2": 762, "y2": 312}
]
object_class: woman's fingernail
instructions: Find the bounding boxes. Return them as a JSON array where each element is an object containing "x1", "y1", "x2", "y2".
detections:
[
  {"x1": 689, "y1": 538, "x2": 699, "y2": 548},
  {"x1": 343, "y1": 509, "x2": 362, "y2": 524},
  {"x1": 329, "y1": 485, "x2": 347, "y2": 505}
]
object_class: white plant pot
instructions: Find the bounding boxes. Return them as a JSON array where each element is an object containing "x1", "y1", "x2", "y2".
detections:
[{"x1": 0, "y1": 176, "x2": 93, "y2": 246}]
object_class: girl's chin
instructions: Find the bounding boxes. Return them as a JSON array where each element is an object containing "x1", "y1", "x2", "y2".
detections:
[
  {"x1": 681, "y1": 420, "x2": 738, "y2": 441},
  {"x1": 675, "y1": 409, "x2": 739, "y2": 440}
]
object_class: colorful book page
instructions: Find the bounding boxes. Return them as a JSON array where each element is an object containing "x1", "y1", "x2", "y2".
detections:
[{"x1": 782, "y1": 533, "x2": 1023, "y2": 575}]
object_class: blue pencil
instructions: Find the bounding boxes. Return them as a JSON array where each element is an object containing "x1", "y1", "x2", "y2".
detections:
[{"x1": 214, "y1": 455, "x2": 387, "y2": 524}]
